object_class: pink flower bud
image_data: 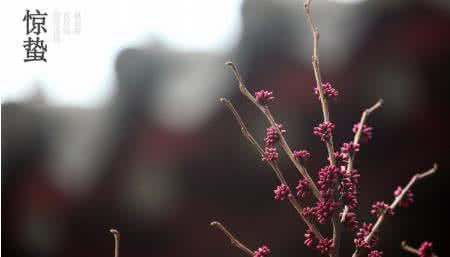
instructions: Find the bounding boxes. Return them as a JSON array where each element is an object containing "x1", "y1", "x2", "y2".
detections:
[{"x1": 255, "y1": 90, "x2": 274, "y2": 105}]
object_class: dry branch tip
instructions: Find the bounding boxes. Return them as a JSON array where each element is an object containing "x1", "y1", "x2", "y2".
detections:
[
  {"x1": 225, "y1": 61, "x2": 234, "y2": 67},
  {"x1": 366, "y1": 99, "x2": 384, "y2": 114},
  {"x1": 210, "y1": 221, "x2": 220, "y2": 227},
  {"x1": 110, "y1": 228, "x2": 120, "y2": 257},
  {"x1": 209, "y1": 221, "x2": 254, "y2": 256},
  {"x1": 110, "y1": 228, "x2": 119, "y2": 235}
]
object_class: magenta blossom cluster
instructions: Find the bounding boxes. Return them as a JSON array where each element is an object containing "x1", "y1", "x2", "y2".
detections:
[
  {"x1": 262, "y1": 147, "x2": 279, "y2": 162},
  {"x1": 253, "y1": 245, "x2": 271, "y2": 257},
  {"x1": 316, "y1": 238, "x2": 334, "y2": 255},
  {"x1": 394, "y1": 186, "x2": 414, "y2": 208},
  {"x1": 317, "y1": 165, "x2": 340, "y2": 193},
  {"x1": 313, "y1": 122, "x2": 335, "y2": 142},
  {"x1": 353, "y1": 124, "x2": 373, "y2": 143},
  {"x1": 304, "y1": 165, "x2": 360, "y2": 224},
  {"x1": 340, "y1": 211, "x2": 359, "y2": 230},
  {"x1": 274, "y1": 184, "x2": 291, "y2": 200},
  {"x1": 354, "y1": 223, "x2": 378, "y2": 249},
  {"x1": 255, "y1": 90, "x2": 274, "y2": 105},
  {"x1": 296, "y1": 179, "x2": 309, "y2": 198},
  {"x1": 304, "y1": 228, "x2": 314, "y2": 247},
  {"x1": 418, "y1": 241, "x2": 433, "y2": 257},
  {"x1": 313, "y1": 201, "x2": 340, "y2": 224},
  {"x1": 370, "y1": 201, "x2": 393, "y2": 217},
  {"x1": 303, "y1": 206, "x2": 314, "y2": 217},
  {"x1": 306, "y1": 165, "x2": 341, "y2": 224},
  {"x1": 293, "y1": 150, "x2": 311, "y2": 161},
  {"x1": 333, "y1": 151, "x2": 349, "y2": 166},
  {"x1": 340, "y1": 142, "x2": 360, "y2": 155},
  {"x1": 316, "y1": 165, "x2": 341, "y2": 223},
  {"x1": 341, "y1": 169, "x2": 360, "y2": 211},
  {"x1": 264, "y1": 124, "x2": 286, "y2": 146},
  {"x1": 314, "y1": 82, "x2": 338, "y2": 100},
  {"x1": 368, "y1": 250, "x2": 383, "y2": 257}
]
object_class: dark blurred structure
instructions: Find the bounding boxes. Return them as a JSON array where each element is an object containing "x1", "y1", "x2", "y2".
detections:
[{"x1": 3, "y1": 1, "x2": 450, "y2": 257}]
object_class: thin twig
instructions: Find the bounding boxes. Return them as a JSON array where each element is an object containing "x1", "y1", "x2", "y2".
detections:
[
  {"x1": 401, "y1": 241, "x2": 439, "y2": 257},
  {"x1": 401, "y1": 241, "x2": 421, "y2": 255},
  {"x1": 225, "y1": 62, "x2": 321, "y2": 201},
  {"x1": 352, "y1": 164, "x2": 438, "y2": 257},
  {"x1": 220, "y1": 98, "x2": 265, "y2": 157},
  {"x1": 220, "y1": 98, "x2": 286, "y2": 182},
  {"x1": 346, "y1": 99, "x2": 384, "y2": 173},
  {"x1": 210, "y1": 221, "x2": 254, "y2": 256},
  {"x1": 303, "y1": 1, "x2": 340, "y2": 255},
  {"x1": 303, "y1": 0, "x2": 336, "y2": 166},
  {"x1": 224, "y1": 63, "x2": 330, "y2": 255},
  {"x1": 220, "y1": 98, "x2": 325, "y2": 241},
  {"x1": 304, "y1": 0, "x2": 326, "y2": 121},
  {"x1": 110, "y1": 228, "x2": 120, "y2": 257},
  {"x1": 340, "y1": 99, "x2": 384, "y2": 222}
]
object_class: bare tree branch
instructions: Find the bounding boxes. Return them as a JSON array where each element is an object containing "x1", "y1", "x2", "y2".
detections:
[
  {"x1": 401, "y1": 241, "x2": 439, "y2": 257},
  {"x1": 352, "y1": 164, "x2": 438, "y2": 257},
  {"x1": 220, "y1": 98, "x2": 325, "y2": 241},
  {"x1": 225, "y1": 62, "x2": 321, "y2": 201},
  {"x1": 303, "y1": 0, "x2": 342, "y2": 254},
  {"x1": 210, "y1": 221, "x2": 254, "y2": 256},
  {"x1": 110, "y1": 229, "x2": 120, "y2": 257},
  {"x1": 340, "y1": 99, "x2": 384, "y2": 222}
]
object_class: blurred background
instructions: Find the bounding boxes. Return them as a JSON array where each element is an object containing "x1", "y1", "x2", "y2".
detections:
[{"x1": 2, "y1": 0, "x2": 450, "y2": 257}]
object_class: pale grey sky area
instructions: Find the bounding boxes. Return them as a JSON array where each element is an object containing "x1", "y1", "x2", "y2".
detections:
[{"x1": 0, "y1": 0, "x2": 367, "y2": 107}]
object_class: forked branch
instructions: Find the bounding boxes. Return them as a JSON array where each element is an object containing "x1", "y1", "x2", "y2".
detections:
[
  {"x1": 341, "y1": 99, "x2": 384, "y2": 222},
  {"x1": 220, "y1": 98, "x2": 325, "y2": 242},
  {"x1": 225, "y1": 62, "x2": 321, "y2": 201},
  {"x1": 346, "y1": 99, "x2": 384, "y2": 173},
  {"x1": 352, "y1": 164, "x2": 438, "y2": 257}
]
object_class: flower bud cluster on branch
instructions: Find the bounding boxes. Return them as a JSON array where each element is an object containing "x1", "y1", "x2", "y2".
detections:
[{"x1": 209, "y1": 1, "x2": 439, "y2": 257}]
